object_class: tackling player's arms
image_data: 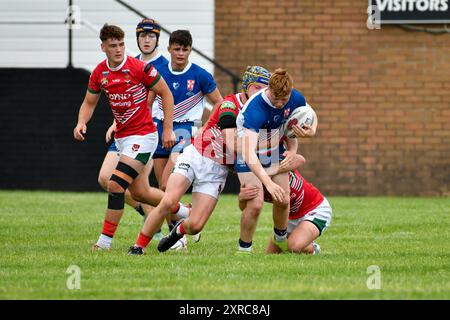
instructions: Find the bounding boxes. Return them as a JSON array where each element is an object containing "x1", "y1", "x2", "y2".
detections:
[
  {"x1": 201, "y1": 88, "x2": 223, "y2": 125},
  {"x1": 205, "y1": 88, "x2": 224, "y2": 112},
  {"x1": 217, "y1": 99, "x2": 240, "y2": 159}
]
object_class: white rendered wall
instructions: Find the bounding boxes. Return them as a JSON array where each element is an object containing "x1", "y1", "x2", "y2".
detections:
[{"x1": 0, "y1": 0, "x2": 215, "y2": 73}]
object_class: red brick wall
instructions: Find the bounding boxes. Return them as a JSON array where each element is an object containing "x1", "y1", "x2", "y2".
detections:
[{"x1": 214, "y1": 0, "x2": 450, "y2": 196}]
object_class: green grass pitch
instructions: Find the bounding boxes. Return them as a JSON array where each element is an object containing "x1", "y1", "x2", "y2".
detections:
[{"x1": 0, "y1": 191, "x2": 449, "y2": 299}]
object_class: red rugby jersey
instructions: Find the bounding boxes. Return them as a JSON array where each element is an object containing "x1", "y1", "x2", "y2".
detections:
[
  {"x1": 264, "y1": 169, "x2": 324, "y2": 219},
  {"x1": 194, "y1": 93, "x2": 244, "y2": 164},
  {"x1": 88, "y1": 56, "x2": 160, "y2": 138}
]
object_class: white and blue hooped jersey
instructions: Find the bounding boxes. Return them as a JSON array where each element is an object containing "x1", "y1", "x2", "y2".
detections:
[
  {"x1": 135, "y1": 52, "x2": 168, "y2": 70},
  {"x1": 135, "y1": 53, "x2": 169, "y2": 119},
  {"x1": 155, "y1": 61, "x2": 217, "y2": 123},
  {"x1": 236, "y1": 88, "x2": 307, "y2": 150}
]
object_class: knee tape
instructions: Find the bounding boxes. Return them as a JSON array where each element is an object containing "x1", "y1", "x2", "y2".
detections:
[
  {"x1": 117, "y1": 162, "x2": 139, "y2": 179},
  {"x1": 108, "y1": 192, "x2": 125, "y2": 210},
  {"x1": 110, "y1": 162, "x2": 139, "y2": 190},
  {"x1": 110, "y1": 174, "x2": 130, "y2": 191}
]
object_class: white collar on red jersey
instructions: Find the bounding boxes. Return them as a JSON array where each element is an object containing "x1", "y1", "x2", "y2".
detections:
[{"x1": 107, "y1": 55, "x2": 128, "y2": 72}]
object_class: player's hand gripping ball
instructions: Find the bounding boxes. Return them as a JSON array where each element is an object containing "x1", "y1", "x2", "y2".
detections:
[{"x1": 284, "y1": 105, "x2": 316, "y2": 138}]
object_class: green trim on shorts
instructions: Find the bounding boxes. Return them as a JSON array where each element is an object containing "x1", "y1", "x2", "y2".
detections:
[
  {"x1": 312, "y1": 218, "x2": 327, "y2": 234},
  {"x1": 135, "y1": 152, "x2": 151, "y2": 165}
]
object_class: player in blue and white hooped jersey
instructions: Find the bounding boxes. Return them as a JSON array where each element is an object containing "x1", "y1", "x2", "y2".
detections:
[
  {"x1": 151, "y1": 30, "x2": 222, "y2": 192},
  {"x1": 135, "y1": 19, "x2": 169, "y2": 121},
  {"x1": 235, "y1": 69, "x2": 318, "y2": 253}
]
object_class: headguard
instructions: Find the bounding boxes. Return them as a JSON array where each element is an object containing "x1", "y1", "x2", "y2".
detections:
[
  {"x1": 136, "y1": 18, "x2": 161, "y2": 39},
  {"x1": 242, "y1": 65, "x2": 271, "y2": 94}
]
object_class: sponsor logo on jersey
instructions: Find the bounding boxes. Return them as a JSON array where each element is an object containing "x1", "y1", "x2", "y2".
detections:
[
  {"x1": 187, "y1": 79, "x2": 195, "y2": 91},
  {"x1": 220, "y1": 101, "x2": 236, "y2": 110},
  {"x1": 102, "y1": 71, "x2": 109, "y2": 76},
  {"x1": 108, "y1": 93, "x2": 131, "y2": 100},
  {"x1": 132, "y1": 144, "x2": 140, "y2": 152},
  {"x1": 173, "y1": 82, "x2": 180, "y2": 90},
  {"x1": 112, "y1": 79, "x2": 121, "y2": 83},
  {"x1": 110, "y1": 101, "x2": 131, "y2": 107},
  {"x1": 273, "y1": 115, "x2": 280, "y2": 122},
  {"x1": 122, "y1": 69, "x2": 130, "y2": 74}
]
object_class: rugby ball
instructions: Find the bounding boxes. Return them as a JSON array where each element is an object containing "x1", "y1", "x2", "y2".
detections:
[{"x1": 284, "y1": 105, "x2": 316, "y2": 138}]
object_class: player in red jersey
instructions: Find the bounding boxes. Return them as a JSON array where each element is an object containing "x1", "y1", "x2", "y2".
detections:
[
  {"x1": 127, "y1": 66, "x2": 272, "y2": 255},
  {"x1": 97, "y1": 19, "x2": 169, "y2": 240},
  {"x1": 73, "y1": 24, "x2": 187, "y2": 251},
  {"x1": 239, "y1": 165, "x2": 332, "y2": 254}
]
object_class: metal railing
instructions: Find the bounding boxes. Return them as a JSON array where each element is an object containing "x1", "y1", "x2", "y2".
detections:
[
  {"x1": 0, "y1": 0, "x2": 241, "y2": 91},
  {"x1": 65, "y1": 0, "x2": 241, "y2": 92}
]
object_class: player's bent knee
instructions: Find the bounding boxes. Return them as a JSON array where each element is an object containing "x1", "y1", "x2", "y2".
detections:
[
  {"x1": 244, "y1": 207, "x2": 262, "y2": 220},
  {"x1": 287, "y1": 239, "x2": 305, "y2": 253},
  {"x1": 98, "y1": 175, "x2": 108, "y2": 191},
  {"x1": 98, "y1": 177, "x2": 108, "y2": 191},
  {"x1": 161, "y1": 195, "x2": 179, "y2": 213},
  {"x1": 107, "y1": 179, "x2": 125, "y2": 194},
  {"x1": 185, "y1": 220, "x2": 203, "y2": 235},
  {"x1": 273, "y1": 196, "x2": 289, "y2": 209},
  {"x1": 245, "y1": 199, "x2": 264, "y2": 216},
  {"x1": 109, "y1": 162, "x2": 138, "y2": 193}
]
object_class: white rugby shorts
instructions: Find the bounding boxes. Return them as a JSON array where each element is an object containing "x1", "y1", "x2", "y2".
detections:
[
  {"x1": 173, "y1": 145, "x2": 228, "y2": 199},
  {"x1": 114, "y1": 132, "x2": 158, "y2": 164},
  {"x1": 288, "y1": 197, "x2": 332, "y2": 235}
]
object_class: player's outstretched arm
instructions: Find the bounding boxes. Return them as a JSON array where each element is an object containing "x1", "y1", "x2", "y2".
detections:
[
  {"x1": 278, "y1": 137, "x2": 300, "y2": 172},
  {"x1": 279, "y1": 154, "x2": 306, "y2": 173},
  {"x1": 73, "y1": 90, "x2": 100, "y2": 141},
  {"x1": 222, "y1": 128, "x2": 237, "y2": 159}
]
